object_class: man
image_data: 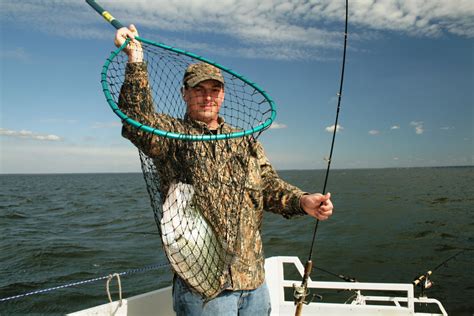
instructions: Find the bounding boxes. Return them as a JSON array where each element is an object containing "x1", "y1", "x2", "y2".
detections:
[{"x1": 114, "y1": 25, "x2": 333, "y2": 316}]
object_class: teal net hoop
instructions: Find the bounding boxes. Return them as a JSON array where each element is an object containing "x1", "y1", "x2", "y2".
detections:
[{"x1": 101, "y1": 37, "x2": 277, "y2": 141}]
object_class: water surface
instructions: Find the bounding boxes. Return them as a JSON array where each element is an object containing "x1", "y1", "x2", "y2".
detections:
[{"x1": 1, "y1": 167, "x2": 473, "y2": 315}]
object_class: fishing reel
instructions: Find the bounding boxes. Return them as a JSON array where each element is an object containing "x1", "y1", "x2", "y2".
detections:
[
  {"x1": 412, "y1": 270, "x2": 433, "y2": 297},
  {"x1": 293, "y1": 283, "x2": 322, "y2": 305},
  {"x1": 293, "y1": 260, "x2": 323, "y2": 307}
]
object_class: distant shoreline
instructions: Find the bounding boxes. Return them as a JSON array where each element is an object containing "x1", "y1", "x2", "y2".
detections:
[{"x1": 1, "y1": 165, "x2": 472, "y2": 176}]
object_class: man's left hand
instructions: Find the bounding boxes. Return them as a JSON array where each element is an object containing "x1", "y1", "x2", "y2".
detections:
[{"x1": 300, "y1": 193, "x2": 333, "y2": 220}]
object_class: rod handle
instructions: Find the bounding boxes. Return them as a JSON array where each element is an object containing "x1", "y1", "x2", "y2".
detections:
[{"x1": 294, "y1": 260, "x2": 313, "y2": 316}]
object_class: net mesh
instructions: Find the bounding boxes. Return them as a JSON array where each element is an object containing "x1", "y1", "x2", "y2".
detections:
[
  {"x1": 103, "y1": 39, "x2": 274, "y2": 299},
  {"x1": 105, "y1": 38, "x2": 274, "y2": 138}
]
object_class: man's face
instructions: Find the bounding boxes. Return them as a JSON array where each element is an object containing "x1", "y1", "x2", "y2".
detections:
[{"x1": 184, "y1": 80, "x2": 225, "y2": 129}]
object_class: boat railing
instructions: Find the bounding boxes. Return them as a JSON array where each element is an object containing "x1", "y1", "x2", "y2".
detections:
[{"x1": 264, "y1": 256, "x2": 448, "y2": 316}]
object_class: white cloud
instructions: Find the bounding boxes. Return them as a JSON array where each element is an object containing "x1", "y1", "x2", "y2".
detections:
[
  {"x1": 269, "y1": 122, "x2": 287, "y2": 129},
  {"x1": 35, "y1": 135, "x2": 61, "y2": 141},
  {"x1": 0, "y1": 143, "x2": 140, "y2": 174},
  {"x1": 347, "y1": 0, "x2": 474, "y2": 37},
  {"x1": 0, "y1": 128, "x2": 62, "y2": 141},
  {"x1": 111, "y1": 0, "x2": 474, "y2": 40},
  {"x1": 40, "y1": 118, "x2": 78, "y2": 124},
  {"x1": 1, "y1": 0, "x2": 472, "y2": 61},
  {"x1": 390, "y1": 125, "x2": 400, "y2": 130},
  {"x1": 368, "y1": 129, "x2": 380, "y2": 135},
  {"x1": 92, "y1": 121, "x2": 122, "y2": 129},
  {"x1": 0, "y1": 47, "x2": 31, "y2": 62},
  {"x1": 440, "y1": 126, "x2": 454, "y2": 130},
  {"x1": 410, "y1": 121, "x2": 424, "y2": 134},
  {"x1": 325, "y1": 124, "x2": 343, "y2": 133}
]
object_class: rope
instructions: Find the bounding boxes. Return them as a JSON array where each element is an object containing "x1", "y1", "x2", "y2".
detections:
[
  {"x1": 106, "y1": 273, "x2": 123, "y2": 306},
  {"x1": 0, "y1": 262, "x2": 169, "y2": 303}
]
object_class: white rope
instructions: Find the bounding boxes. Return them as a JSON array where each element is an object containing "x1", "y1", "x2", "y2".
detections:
[
  {"x1": 106, "y1": 273, "x2": 123, "y2": 307},
  {"x1": 0, "y1": 262, "x2": 169, "y2": 303}
]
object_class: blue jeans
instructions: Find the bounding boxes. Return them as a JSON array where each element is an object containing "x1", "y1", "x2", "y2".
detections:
[{"x1": 172, "y1": 276, "x2": 271, "y2": 316}]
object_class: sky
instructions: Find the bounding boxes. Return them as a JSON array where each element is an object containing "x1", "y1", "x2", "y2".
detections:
[{"x1": 0, "y1": 0, "x2": 473, "y2": 173}]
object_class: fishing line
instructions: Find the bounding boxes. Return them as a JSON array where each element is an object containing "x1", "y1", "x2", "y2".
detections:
[
  {"x1": 314, "y1": 266, "x2": 357, "y2": 283},
  {"x1": 308, "y1": 0, "x2": 348, "y2": 263},
  {"x1": 431, "y1": 249, "x2": 468, "y2": 272},
  {"x1": 294, "y1": 0, "x2": 348, "y2": 313}
]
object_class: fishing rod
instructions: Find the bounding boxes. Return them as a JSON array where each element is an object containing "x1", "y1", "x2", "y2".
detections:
[
  {"x1": 293, "y1": 0, "x2": 349, "y2": 314},
  {"x1": 412, "y1": 249, "x2": 470, "y2": 297},
  {"x1": 315, "y1": 266, "x2": 358, "y2": 283}
]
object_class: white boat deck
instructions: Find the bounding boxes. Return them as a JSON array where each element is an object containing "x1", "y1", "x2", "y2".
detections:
[{"x1": 68, "y1": 256, "x2": 447, "y2": 316}]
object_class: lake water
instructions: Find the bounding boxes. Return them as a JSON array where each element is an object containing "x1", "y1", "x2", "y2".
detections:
[{"x1": 1, "y1": 167, "x2": 473, "y2": 315}]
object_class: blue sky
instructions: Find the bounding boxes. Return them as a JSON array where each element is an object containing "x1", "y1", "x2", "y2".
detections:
[{"x1": 1, "y1": 0, "x2": 473, "y2": 173}]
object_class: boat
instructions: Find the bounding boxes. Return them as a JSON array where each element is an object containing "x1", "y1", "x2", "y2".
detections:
[{"x1": 67, "y1": 256, "x2": 448, "y2": 316}]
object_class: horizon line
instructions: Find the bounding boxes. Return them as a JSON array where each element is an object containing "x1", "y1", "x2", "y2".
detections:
[{"x1": 1, "y1": 164, "x2": 472, "y2": 176}]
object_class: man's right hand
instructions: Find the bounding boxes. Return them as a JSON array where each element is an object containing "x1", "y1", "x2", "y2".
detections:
[{"x1": 114, "y1": 24, "x2": 143, "y2": 63}]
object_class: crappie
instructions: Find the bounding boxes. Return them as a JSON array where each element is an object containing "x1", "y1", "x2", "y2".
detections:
[{"x1": 161, "y1": 182, "x2": 232, "y2": 299}]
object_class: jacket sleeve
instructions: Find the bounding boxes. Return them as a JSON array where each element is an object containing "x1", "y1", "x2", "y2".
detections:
[
  {"x1": 254, "y1": 141, "x2": 307, "y2": 218},
  {"x1": 118, "y1": 62, "x2": 174, "y2": 158}
]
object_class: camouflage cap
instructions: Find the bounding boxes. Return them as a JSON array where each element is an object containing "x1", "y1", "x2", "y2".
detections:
[{"x1": 183, "y1": 62, "x2": 225, "y2": 88}]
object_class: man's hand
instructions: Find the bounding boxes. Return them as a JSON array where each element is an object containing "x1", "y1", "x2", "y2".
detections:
[
  {"x1": 300, "y1": 193, "x2": 333, "y2": 220},
  {"x1": 114, "y1": 24, "x2": 143, "y2": 63}
]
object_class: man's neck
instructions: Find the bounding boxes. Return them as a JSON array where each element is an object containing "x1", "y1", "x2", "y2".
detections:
[{"x1": 207, "y1": 121, "x2": 219, "y2": 130}]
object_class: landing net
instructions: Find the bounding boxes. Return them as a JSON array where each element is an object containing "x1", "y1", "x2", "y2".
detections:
[
  {"x1": 104, "y1": 37, "x2": 276, "y2": 140},
  {"x1": 102, "y1": 39, "x2": 275, "y2": 299}
]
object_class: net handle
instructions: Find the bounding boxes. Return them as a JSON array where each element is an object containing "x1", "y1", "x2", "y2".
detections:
[{"x1": 86, "y1": 0, "x2": 125, "y2": 30}]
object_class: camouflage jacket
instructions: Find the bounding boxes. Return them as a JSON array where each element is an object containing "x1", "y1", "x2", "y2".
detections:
[{"x1": 118, "y1": 62, "x2": 307, "y2": 291}]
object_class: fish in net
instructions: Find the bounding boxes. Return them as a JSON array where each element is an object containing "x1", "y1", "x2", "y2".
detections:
[{"x1": 102, "y1": 39, "x2": 275, "y2": 300}]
